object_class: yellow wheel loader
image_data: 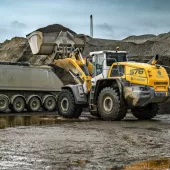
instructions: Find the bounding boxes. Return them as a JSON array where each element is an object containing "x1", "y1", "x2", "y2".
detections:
[{"x1": 27, "y1": 31, "x2": 170, "y2": 120}]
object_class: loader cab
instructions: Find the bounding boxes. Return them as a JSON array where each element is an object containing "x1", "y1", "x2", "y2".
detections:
[{"x1": 89, "y1": 50, "x2": 127, "y2": 81}]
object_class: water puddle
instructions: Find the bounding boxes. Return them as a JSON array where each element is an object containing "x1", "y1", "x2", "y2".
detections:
[
  {"x1": 0, "y1": 115, "x2": 88, "y2": 129},
  {"x1": 122, "y1": 157, "x2": 170, "y2": 170}
]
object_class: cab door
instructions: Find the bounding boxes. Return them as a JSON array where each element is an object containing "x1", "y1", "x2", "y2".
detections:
[
  {"x1": 125, "y1": 66, "x2": 148, "y2": 85},
  {"x1": 108, "y1": 64, "x2": 125, "y2": 78}
]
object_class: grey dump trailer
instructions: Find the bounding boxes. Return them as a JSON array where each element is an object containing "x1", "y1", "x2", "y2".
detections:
[{"x1": 0, "y1": 62, "x2": 63, "y2": 112}]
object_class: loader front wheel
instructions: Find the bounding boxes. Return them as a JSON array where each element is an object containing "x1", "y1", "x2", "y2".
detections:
[
  {"x1": 57, "y1": 89, "x2": 82, "y2": 118},
  {"x1": 131, "y1": 103, "x2": 158, "y2": 120},
  {"x1": 98, "y1": 87, "x2": 125, "y2": 121}
]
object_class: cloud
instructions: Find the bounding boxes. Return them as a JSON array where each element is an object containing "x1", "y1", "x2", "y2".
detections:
[
  {"x1": 95, "y1": 23, "x2": 115, "y2": 38},
  {"x1": 11, "y1": 21, "x2": 26, "y2": 29},
  {"x1": 0, "y1": 21, "x2": 28, "y2": 42},
  {"x1": 0, "y1": 0, "x2": 170, "y2": 42},
  {"x1": 96, "y1": 23, "x2": 113, "y2": 32}
]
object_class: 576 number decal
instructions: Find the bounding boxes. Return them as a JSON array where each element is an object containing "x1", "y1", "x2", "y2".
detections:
[{"x1": 130, "y1": 68, "x2": 144, "y2": 75}]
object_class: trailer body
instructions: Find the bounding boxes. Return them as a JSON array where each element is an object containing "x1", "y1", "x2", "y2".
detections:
[{"x1": 0, "y1": 62, "x2": 63, "y2": 112}]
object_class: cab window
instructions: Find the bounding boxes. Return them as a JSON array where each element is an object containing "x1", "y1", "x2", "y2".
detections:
[
  {"x1": 93, "y1": 54, "x2": 104, "y2": 76},
  {"x1": 110, "y1": 65, "x2": 125, "y2": 77}
]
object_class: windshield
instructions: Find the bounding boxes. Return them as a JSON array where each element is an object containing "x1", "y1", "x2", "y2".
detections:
[{"x1": 106, "y1": 52, "x2": 127, "y2": 66}]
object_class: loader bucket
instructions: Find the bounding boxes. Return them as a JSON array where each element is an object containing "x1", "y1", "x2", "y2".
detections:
[
  {"x1": 26, "y1": 30, "x2": 85, "y2": 85},
  {"x1": 50, "y1": 64, "x2": 77, "y2": 85},
  {"x1": 26, "y1": 31, "x2": 85, "y2": 55},
  {"x1": 53, "y1": 58, "x2": 85, "y2": 84}
]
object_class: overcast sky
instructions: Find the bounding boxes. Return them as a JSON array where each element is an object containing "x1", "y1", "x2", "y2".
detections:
[{"x1": 0, "y1": 0, "x2": 170, "y2": 42}]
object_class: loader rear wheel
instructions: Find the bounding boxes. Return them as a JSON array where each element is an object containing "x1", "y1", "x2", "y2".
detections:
[
  {"x1": 11, "y1": 97, "x2": 25, "y2": 113},
  {"x1": 43, "y1": 96, "x2": 56, "y2": 111},
  {"x1": 98, "y1": 87, "x2": 126, "y2": 121},
  {"x1": 28, "y1": 97, "x2": 41, "y2": 112},
  {"x1": 57, "y1": 89, "x2": 82, "y2": 118},
  {"x1": 131, "y1": 103, "x2": 158, "y2": 120}
]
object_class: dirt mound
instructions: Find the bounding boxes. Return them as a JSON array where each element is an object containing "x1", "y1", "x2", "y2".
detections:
[
  {"x1": 154, "y1": 32, "x2": 170, "y2": 41},
  {"x1": 1, "y1": 26, "x2": 170, "y2": 70},
  {"x1": 1, "y1": 24, "x2": 170, "y2": 70},
  {"x1": 27, "y1": 24, "x2": 76, "y2": 36},
  {"x1": 0, "y1": 37, "x2": 28, "y2": 62},
  {"x1": 123, "y1": 34, "x2": 156, "y2": 44}
]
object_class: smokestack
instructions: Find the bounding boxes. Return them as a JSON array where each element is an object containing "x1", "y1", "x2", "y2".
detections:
[{"x1": 90, "y1": 15, "x2": 93, "y2": 38}]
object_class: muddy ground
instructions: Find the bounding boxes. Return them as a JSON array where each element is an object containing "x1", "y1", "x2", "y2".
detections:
[{"x1": 0, "y1": 113, "x2": 170, "y2": 170}]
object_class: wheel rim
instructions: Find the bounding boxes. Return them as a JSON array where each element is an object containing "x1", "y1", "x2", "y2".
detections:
[
  {"x1": 0, "y1": 97, "x2": 8, "y2": 111},
  {"x1": 61, "y1": 97, "x2": 69, "y2": 112},
  {"x1": 45, "y1": 97, "x2": 56, "y2": 111},
  {"x1": 29, "y1": 98, "x2": 40, "y2": 111},
  {"x1": 103, "y1": 96, "x2": 113, "y2": 113},
  {"x1": 13, "y1": 98, "x2": 25, "y2": 112},
  {"x1": 0, "y1": 100, "x2": 5, "y2": 108}
]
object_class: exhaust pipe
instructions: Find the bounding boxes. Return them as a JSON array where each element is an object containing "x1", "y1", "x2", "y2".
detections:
[{"x1": 148, "y1": 54, "x2": 159, "y2": 65}]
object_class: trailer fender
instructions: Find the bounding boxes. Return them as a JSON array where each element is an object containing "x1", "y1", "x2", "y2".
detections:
[
  {"x1": 62, "y1": 85, "x2": 87, "y2": 104},
  {"x1": 26, "y1": 95, "x2": 42, "y2": 105},
  {"x1": 10, "y1": 95, "x2": 26, "y2": 104}
]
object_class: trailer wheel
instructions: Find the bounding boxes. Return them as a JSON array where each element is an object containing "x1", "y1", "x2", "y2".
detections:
[
  {"x1": 11, "y1": 97, "x2": 25, "y2": 113},
  {"x1": 98, "y1": 87, "x2": 125, "y2": 121},
  {"x1": 0, "y1": 95, "x2": 9, "y2": 112},
  {"x1": 28, "y1": 97, "x2": 41, "y2": 112},
  {"x1": 131, "y1": 103, "x2": 158, "y2": 120},
  {"x1": 43, "y1": 96, "x2": 56, "y2": 111},
  {"x1": 57, "y1": 89, "x2": 82, "y2": 118}
]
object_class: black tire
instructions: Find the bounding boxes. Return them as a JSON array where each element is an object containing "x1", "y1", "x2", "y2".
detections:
[
  {"x1": 158, "y1": 103, "x2": 170, "y2": 114},
  {"x1": 131, "y1": 103, "x2": 158, "y2": 120},
  {"x1": 28, "y1": 97, "x2": 41, "y2": 112},
  {"x1": 115, "y1": 103, "x2": 127, "y2": 120},
  {"x1": 57, "y1": 89, "x2": 82, "y2": 118},
  {"x1": 90, "y1": 111, "x2": 101, "y2": 118},
  {"x1": 98, "y1": 87, "x2": 126, "y2": 121},
  {"x1": 0, "y1": 95, "x2": 9, "y2": 112},
  {"x1": 43, "y1": 96, "x2": 56, "y2": 111},
  {"x1": 11, "y1": 97, "x2": 25, "y2": 113},
  {"x1": 9, "y1": 104, "x2": 15, "y2": 112},
  {"x1": 74, "y1": 107, "x2": 83, "y2": 118}
]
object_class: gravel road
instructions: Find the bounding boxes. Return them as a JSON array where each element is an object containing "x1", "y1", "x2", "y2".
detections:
[{"x1": 0, "y1": 113, "x2": 170, "y2": 169}]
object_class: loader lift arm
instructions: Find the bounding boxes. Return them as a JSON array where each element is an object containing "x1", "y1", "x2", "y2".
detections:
[{"x1": 27, "y1": 31, "x2": 93, "y2": 92}]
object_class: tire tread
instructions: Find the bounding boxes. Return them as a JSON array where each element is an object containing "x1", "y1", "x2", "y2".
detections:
[{"x1": 98, "y1": 87, "x2": 127, "y2": 121}]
